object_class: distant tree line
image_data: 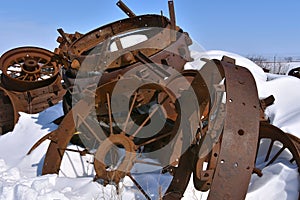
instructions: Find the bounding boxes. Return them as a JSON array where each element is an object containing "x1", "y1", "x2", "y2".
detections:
[{"x1": 246, "y1": 55, "x2": 296, "y2": 74}]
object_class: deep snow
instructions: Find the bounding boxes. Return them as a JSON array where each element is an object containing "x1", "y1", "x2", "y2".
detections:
[{"x1": 0, "y1": 50, "x2": 299, "y2": 200}]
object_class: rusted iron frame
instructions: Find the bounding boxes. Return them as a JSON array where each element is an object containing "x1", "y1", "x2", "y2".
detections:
[
  {"x1": 25, "y1": 55, "x2": 298, "y2": 198},
  {"x1": 60, "y1": 31, "x2": 191, "y2": 118},
  {"x1": 161, "y1": 57, "x2": 226, "y2": 198},
  {"x1": 17, "y1": 0, "x2": 298, "y2": 197},
  {"x1": 163, "y1": 60, "x2": 261, "y2": 199},
  {"x1": 193, "y1": 85, "x2": 226, "y2": 192}
]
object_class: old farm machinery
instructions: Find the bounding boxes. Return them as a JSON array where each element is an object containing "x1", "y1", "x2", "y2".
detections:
[
  {"x1": 1, "y1": 1, "x2": 299, "y2": 199},
  {"x1": 0, "y1": 47, "x2": 65, "y2": 134}
]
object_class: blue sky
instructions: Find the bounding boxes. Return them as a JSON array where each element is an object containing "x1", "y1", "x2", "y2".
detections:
[{"x1": 1, "y1": 0, "x2": 300, "y2": 59}]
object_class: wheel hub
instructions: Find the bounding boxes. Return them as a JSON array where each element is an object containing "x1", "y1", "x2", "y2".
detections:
[
  {"x1": 94, "y1": 134, "x2": 136, "y2": 185},
  {"x1": 23, "y1": 58, "x2": 40, "y2": 74}
]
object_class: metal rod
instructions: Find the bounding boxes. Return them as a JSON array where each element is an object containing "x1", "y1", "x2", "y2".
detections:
[
  {"x1": 57, "y1": 28, "x2": 72, "y2": 44},
  {"x1": 168, "y1": 0, "x2": 177, "y2": 42},
  {"x1": 128, "y1": 174, "x2": 151, "y2": 200},
  {"x1": 116, "y1": 0, "x2": 136, "y2": 18},
  {"x1": 123, "y1": 92, "x2": 138, "y2": 133},
  {"x1": 135, "y1": 51, "x2": 171, "y2": 78},
  {"x1": 106, "y1": 93, "x2": 114, "y2": 135}
]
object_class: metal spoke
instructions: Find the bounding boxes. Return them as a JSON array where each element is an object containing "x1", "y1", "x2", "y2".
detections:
[
  {"x1": 127, "y1": 174, "x2": 151, "y2": 200},
  {"x1": 264, "y1": 140, "x2": 274, "y2": 162},
  {"x1": 265, "y1": 147, "x2": 285, "y2": 167},
  {"x1": 106, "y1": 93, "x2": 114, "y2": 135},
  {"x1": 7, "y1": 69, "x2": 21, "y2": 73},
  {"x1": 60, "y1": 148, "x2": 91, "y2": 156},
  {"x1": 123, "y1": 92, "x2": 138, "y2": 133},
  {"x1": 130, "y1": 95, "x2": 169, "y2": 139},
  {"x1": 137, "y1": 131, "x2": 174, "y2": 148},
  {"x1": 134, "y1": 159, "x2": 162, "y2": 167},
  {"x1": 77, "y1": 114, "x2": 103, "y2": 142}
]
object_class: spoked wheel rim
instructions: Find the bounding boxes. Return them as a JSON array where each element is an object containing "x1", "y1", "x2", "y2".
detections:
[
  {"x1": 92, "y1": 80, "x2": 185, "y2": 199},
  {"x1": 0, "y1": 47, "x2": 60, "y2": 91},
  {"x1": 250, "y1": 121, "x2": 300, "y2": 199},
  {"x1": 256, "y1": 121, "x2": 300, "y2": 173},
  {"x1": 41, "y1": 77, "x2": 198, "y2": 199}
]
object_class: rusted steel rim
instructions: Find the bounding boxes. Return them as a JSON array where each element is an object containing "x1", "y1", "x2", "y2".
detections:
[
  {"x1": 67, "y1": 14, "x2": 192, "y2": 73},
  {"x1": 93, "y1": 134, "x2": 137, "y2": 185},
  {"x1": 69, "y1": 14, "x2": 174, "y2": 56},
  {"x1": 207, "y1": 61, "x2": 260, "y2": 200},
  {"x1": 258, "y1": 121, "x2": 300, "y2": 173},
  {"x1": 0, "y1": 47, "x2": 60, "y2": 92},
  {"x1": 0, "y1": 86, "x2": 24, "y2": 134}
]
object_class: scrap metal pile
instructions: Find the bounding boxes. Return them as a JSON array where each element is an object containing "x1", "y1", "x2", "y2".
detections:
[{"x1": 1, "y1": 1, "x2": 299, "y2": 199}]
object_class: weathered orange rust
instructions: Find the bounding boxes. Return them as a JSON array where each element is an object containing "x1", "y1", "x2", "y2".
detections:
[
  {"x1": 17, "y1": 1, "x2": 300, "y2": 199},
  {"x1": 0, "y1": 47, "x2": 66, "y2": 134}
]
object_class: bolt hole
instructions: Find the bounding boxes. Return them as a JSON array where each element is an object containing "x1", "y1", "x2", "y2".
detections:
[
  {"x1": 204, "y1": 173, "x2": 209, "y2": 177},
  {"x1": 246, "y1": 166, "x2": 251, "y2": 170},
  {"x1": 253, "y1": 105, "x2": 257, "y2": 109},
  {"x1": 214, "y1": 153, "x2": 218, "y2": 157},
  {"x1": 242, "y1": 102, "x2": 246, "y2": 106},
  {"x1": 238, "y1": 129, "x2": 245, "y2": 136}
]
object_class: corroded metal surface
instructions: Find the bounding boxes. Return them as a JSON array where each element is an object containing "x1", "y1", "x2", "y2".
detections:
[
  {"x1": 0, "y1": 47, "x2": 61, "y2": 91},
  {"x1": 14, "y1": 0, "x2": 300, "y2": 199},
  {"x1": 0, "y1": 47, "x2": 66, "y2": 134},
  {"x1": 207, "y1": 61, "x2": 260, "y2": 200}
]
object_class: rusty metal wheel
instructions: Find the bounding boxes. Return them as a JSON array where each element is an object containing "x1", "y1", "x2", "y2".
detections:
[
  {"x1": 33, "y1": 77, "x2": 199, "y2": 199},
  {"x1": 0, "y1": 86, "x2": 21, "y2": 134},
  {"x1": 0, "y1": 47, "x2": 60, "y2": 91},
  {"x1": 256, "y1": 121, "x2": 300, "y2": 173}
]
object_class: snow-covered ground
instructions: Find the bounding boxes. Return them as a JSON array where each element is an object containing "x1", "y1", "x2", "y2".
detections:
[{"x1": 0, "y1": 50, "x2": 299, "y2": 199}]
